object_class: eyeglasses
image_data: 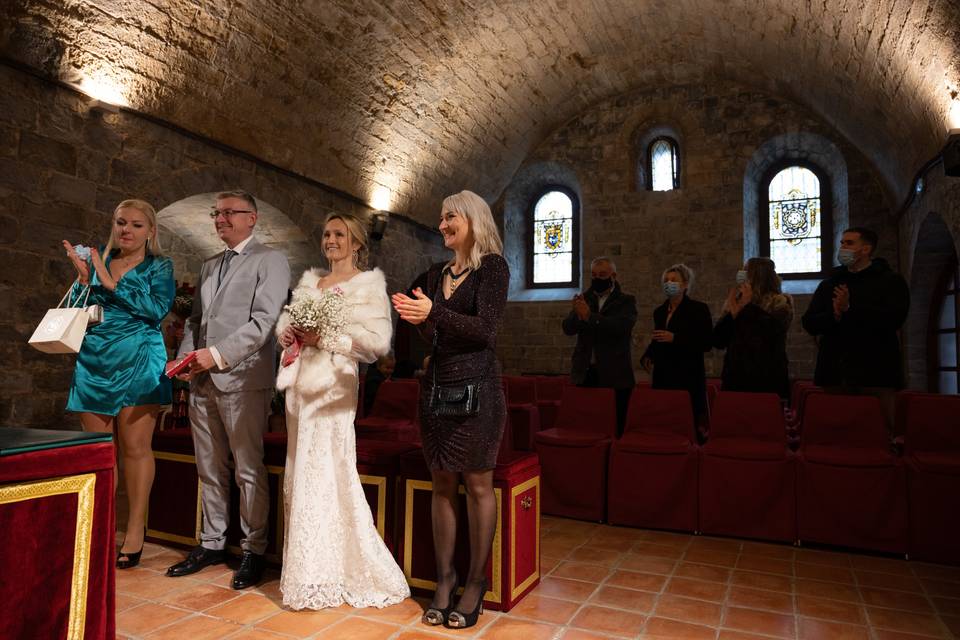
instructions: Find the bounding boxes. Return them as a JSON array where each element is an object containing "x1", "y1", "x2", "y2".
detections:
[{"x1": 209, "y1": 208, "x2": 254, "y2": 219}]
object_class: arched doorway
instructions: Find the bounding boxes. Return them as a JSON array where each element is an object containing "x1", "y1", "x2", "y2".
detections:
[{"x1": 906, "y1": 212, "x2": 958, "y2": 391}]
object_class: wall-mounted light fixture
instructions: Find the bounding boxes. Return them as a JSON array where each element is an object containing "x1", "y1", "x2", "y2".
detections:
[
  {"x1": 88, "y1": 99, "x2": 120, "y2": 114},
  {"x1": 944, "y1": 129, "x2": 960, "y2": 177},
  {"x1": 370, "y1": 211, "x2": 389, "y2": 241}
]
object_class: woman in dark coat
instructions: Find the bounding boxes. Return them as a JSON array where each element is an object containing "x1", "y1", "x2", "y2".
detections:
[
  {"x1": 641, "y1": 263, "x2": 713, "y2": 423},
  {"x1": 713, "y1": 257, "x2": 793, "y2": 398},
  {"x1": 392, "y1": 190, "x2": 509, "y2": 630}
]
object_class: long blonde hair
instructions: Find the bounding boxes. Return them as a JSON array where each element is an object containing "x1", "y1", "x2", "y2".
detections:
[
  {"x1": 324, "y1": 212, "x2": 369, "y2": 270},
  {"x1": 104, "y1": 199, "x2": 163, "y2": 255},
  {"x1": 442, "y1": 190, "x2": 503, "y2": 271}
]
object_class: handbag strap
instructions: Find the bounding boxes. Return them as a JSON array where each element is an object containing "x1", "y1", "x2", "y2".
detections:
[{"x1": 429, "y1": 264, "x2": 493, "y2": 392}]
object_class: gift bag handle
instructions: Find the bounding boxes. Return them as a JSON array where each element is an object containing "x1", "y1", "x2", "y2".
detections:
[{"x1": 57, "y1": 279, "x2": 92, "y2": 310}]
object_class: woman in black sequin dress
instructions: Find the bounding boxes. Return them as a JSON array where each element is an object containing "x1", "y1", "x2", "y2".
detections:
[{"x1": 392, "y1": 190, "x2": 509, "y2": 629}]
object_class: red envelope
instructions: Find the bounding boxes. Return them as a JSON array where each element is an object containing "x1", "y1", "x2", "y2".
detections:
[{"x1": 166, "y1": 351, "x2": 198, "y2": 378}]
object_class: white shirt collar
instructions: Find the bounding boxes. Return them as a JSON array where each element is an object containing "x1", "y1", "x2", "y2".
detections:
[{"x1": 227, "y1": 235, "x2": 254, "y2": 254}]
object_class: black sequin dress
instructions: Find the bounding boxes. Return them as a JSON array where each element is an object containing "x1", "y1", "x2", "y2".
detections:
[{"x1": 418, "y1": 253, "x2": 509, "y2": 471}]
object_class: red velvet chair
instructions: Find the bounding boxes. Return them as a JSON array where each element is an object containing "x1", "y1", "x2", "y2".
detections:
[
  {"x1": 607, "y1": 388, "x2": 698, "y2": 531},
  {"x1": 355, "y1": 379, "x2": 420, "y2": 442},
  {"x1": 797, "y1": 394, "x2": 907, "y2": 554},
  {"x1": 787, "y1": 381, "x2": 821, "y2": 434},
  {"x1": 901, "y1": 393, "x2": 960, "y2": 564},
  {"x1": 699, "y1": 392, "x2": 796, "y2": 542},
  {"x1": 534, "y1": 376, "x2": 565, "y2": 430},
  {"x1": 534, "y1": 386, "x2": 616, "y2": 521},
  {"x1": 503, "y1": 376, "x2": 541, "y2": 451}
]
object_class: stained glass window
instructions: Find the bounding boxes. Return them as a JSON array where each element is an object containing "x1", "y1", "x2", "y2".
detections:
[
  {"x1": 531, "y1": 189, "x2": 575, "y2": 286},
  {"x1": 766, "y1": 166, "x2": 823, "y2": 274},
  {"x1": 934, "y1": 261, "x2": 960, "y2": 394},
  {"x1": 649, "y1": 138, "x2": 678, "y2": 191}
]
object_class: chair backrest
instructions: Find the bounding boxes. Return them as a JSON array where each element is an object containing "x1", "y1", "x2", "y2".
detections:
[
  {"x1": 535, "y1": 375, "x2": 566, "y2": 402},
  {"x1": 800, "y1": 394, "x2": 888, "y2": 450},
  {"x1": 369, "y1": 379, "x2": 420, "y2": 420},
  {"x1": 709, "y1": 391, "x2": 785, "y2": 441},
  {"x1": 790, "y1": 379, "x2": 816, "y2": 410},
  {"x1": 504, "y1": 375, "x2": 537, "y2": 406},
  {"x1": 901, "y1": 392, "x2": 960, "y2": 454},
  {"x1": 624, "y1": 387, "x2": 694, "y2": 439},
  {"x1": 553, "y1": 386, "x2": 617, "y2": 437}
]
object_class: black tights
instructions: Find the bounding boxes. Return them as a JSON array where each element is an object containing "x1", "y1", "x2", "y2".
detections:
[{"x1": 429, "y1": 468, "x2": 497, "y2": 614}]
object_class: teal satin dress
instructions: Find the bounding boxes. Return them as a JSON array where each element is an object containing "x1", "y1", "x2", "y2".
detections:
[{"x1": 66, "y1": 252, "x2": 175, "y2": 416}]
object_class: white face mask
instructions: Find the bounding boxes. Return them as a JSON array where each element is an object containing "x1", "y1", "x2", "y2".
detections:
[
  {"x1": 838, "y1": 248, "x2": 857, "y2": 266},
  {"x1": 662, "y1": 281, "x2": 682, "y2": 297}
]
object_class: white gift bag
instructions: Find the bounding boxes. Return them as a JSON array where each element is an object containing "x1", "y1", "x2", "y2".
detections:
[{"x1": 28, "y1": 282, "x2": 92, "y2": 354}]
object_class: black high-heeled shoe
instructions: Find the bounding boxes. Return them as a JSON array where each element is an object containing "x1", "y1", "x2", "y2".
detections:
[
  {"x1": 117, "y1": 527, "x2": 145, "y2": 570},
  {"x1": 445, "y1": 579, "x2": 486, "y2": 629},
  {"x1": 422, "y1": 575, "x2": 458, "y2": 626}
]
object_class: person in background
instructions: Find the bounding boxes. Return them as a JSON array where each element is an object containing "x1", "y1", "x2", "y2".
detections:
[
  {"x1": 562, "y1": 257, "x2": 638, "y2": 437},
  {"x1": 363, "y1": 353, "x2": 396, "y2": 414},
  {"x1": 713, "y1": 257, "x2": 793, "y2": 399},
  {"x1": 802, "y1": 227, "x2": 910, "y2": 428},
  {"x1": 641, "y1": 263, "x2": 713, "y2": 425}
]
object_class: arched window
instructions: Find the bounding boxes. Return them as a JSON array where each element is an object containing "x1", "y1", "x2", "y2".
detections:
[
  {"x1": 526, "y1": 187, "x2": 580, "y2": 289},
  {"x1": 647, "y1": 137, "x2": 679, "y2": 191},
  {"x1": 760, "y1": 163, "x2": 832, "y2": 278},
  {"x1": 930, "y1": 258, "x2": 960, "y2": 393}
]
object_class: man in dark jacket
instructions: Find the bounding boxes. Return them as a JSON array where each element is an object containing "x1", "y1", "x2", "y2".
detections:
[
  {"x1": 562, "y1": 257, "x2": 638, "y2": 436},
  {"x1": 802, "y1": 227, "x2": 910, "y2": 426}
]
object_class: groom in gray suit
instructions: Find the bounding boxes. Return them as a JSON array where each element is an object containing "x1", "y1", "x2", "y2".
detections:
[{"x1": 167, "y1": 190, "x2": 290, "y2": 589}]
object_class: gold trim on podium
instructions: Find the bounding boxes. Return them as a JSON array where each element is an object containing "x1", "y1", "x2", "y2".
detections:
[
  {"x1": 403, "y1": 479, "x2": 503, "y2": 603},
  {"x1": 0, "y1": 473, "x2": 97, "y2": 640},
  {"x1": 509, "y1": 476, "x2": 540, "y2": 600}
]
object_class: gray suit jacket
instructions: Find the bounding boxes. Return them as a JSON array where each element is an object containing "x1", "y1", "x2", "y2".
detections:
[{"x1": 178, "y1": 237, "x2": 291, "y2": 393}]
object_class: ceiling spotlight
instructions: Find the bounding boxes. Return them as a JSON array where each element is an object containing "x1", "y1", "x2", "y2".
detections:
[
  {"x1": 370, "y1": 212, "x2": 389, "y2": 241},
  {"x1": 944, "y1": 129, "x2": 960, "y2": 178}
]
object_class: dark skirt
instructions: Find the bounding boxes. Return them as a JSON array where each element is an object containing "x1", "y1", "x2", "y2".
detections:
[{"x1": 419, "y1": 352, "x2": 505, "y2": 472}]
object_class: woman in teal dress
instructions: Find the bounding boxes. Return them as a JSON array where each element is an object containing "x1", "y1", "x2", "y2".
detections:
[{"x1": 63, "y1": 199, "x2": 175, "y2": 569}]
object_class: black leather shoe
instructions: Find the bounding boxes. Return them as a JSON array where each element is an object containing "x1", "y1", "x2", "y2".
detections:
[
  {"x1": 231, "y1": 551, "x2": 265, "y2": 590},
  {"x1": 165, "y1": 545, "x2": 225, "y2": 577}
]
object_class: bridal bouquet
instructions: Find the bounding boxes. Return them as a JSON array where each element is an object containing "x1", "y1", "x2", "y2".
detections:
[{"x1": 281, "y1": 287, "x2": 347, "y2": 366}]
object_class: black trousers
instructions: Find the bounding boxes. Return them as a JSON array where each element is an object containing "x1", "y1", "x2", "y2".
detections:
[{"x1": 581, "y1": 366, "x2": 632, "y2": 438}]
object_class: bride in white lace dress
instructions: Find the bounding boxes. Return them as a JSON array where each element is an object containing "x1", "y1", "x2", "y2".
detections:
[{"x1": 275, "y1": 213, "x2": 410, "y2": 610}]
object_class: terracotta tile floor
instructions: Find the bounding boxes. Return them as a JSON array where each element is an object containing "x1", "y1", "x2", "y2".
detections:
[{"x1": 115, "y1": 516, "x2": 960, "y2": 639}]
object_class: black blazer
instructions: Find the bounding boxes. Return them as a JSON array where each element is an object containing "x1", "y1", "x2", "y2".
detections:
[
  {"x1": 713, "y1": 302, "x2": 791, "y2": 398},
  {"x1": 562, "y1": 283, "x2": 637, "y2": 389},
  {"x1": 642, "y1": 295, "x2": 713, "y2": 417}
]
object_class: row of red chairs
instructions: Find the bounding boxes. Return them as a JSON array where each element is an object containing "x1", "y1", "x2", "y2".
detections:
[{"x1": 534, "y1": 386, "x2": 960, "y2": 563}]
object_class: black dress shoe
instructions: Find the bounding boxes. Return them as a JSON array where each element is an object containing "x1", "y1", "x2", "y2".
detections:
[
  {"x1": 232, "y1": 551, "x2": 265, "y2": 590},
  {"x1": 166, "y1": 545, "x2": 225, "y2": 577}
]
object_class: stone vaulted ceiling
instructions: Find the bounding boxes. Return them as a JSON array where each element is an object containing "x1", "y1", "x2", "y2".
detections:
[{"x1": 3, "y1": 0, "x2": 960, "y2": 223}]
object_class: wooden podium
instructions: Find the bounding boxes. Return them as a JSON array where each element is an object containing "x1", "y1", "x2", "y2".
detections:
[{"x1": 0, "y1": 428, "x2": 116, "y2": 640}]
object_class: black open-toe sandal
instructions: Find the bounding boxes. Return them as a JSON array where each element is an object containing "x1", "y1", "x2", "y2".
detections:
[
  {"x1": 445, "y1": 580, "x2": 486, "y2": 629},
  {"x1": 117, "y1": 527, "x2": 145, "y2": 569},
  {"x1": 422, "y1": 576, "x2": 458, "y2": 625}
]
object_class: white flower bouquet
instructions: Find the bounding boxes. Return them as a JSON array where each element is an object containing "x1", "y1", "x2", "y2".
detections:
[{"x1": 281, "y1": 287, "x2": 347, "y2": 366}]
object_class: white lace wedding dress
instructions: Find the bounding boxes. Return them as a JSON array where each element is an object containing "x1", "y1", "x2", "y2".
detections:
[{"x1": 275, "y1": 268, "x2": 410, "y2": 610}]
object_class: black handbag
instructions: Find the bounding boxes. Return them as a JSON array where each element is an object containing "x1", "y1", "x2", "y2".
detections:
[{"x1": 427, "y1": 267, "x2": 484, "y2": 418}]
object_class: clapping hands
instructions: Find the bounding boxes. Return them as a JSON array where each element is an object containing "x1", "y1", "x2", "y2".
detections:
[{"x1": 392, "y1": 288, "x2": 433, "y2": 325}]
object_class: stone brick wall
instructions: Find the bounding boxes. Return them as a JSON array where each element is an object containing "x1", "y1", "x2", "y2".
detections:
[
  {"x1": 0, "y1": 64, "x2": 444, "y2": 428},
  {"x1": 495, "y1": 82, "x2": 898, "y2": 383}
]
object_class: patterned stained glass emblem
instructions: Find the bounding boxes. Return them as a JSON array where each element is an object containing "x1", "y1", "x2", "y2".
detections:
[
  {"x1": 768, "y1": 166, "x2": 822, "y2": 274},
  {"x1": 533, "y1": 190, "x2": 573, "y2": 284}
]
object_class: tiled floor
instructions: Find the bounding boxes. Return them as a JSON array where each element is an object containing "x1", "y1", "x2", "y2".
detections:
[{"x1": 115, "y1": 516, "x2": 960, "y2": 639}]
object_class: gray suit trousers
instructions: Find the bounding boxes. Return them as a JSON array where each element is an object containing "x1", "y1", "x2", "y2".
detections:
[{"x1": 189, "y1": 375, "x2": 272, "y2": 554}]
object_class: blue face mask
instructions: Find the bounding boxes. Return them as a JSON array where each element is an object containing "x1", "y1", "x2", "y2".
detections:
[
  {"x1": 838, "y1": 248, "x2": 856, "y2": 266},
  {"x1": 662, "y1": 281, "x2": 682, "y2": 297},
  {"x1": 735, "y1": 270, "x2": 748, "y2": 285}
]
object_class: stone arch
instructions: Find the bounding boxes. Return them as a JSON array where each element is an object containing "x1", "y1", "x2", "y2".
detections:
[
  {"x1": 630, "y1": 123, "x2": 685, "y2": 193},
  {"x1": 743, "y1": 132, "x2": 849, "y2": 290},
  {"x1": 905, "y1": 212, "x2": 958, "y2": 390},
  {"x1": 502, "y1": 161, "x2": 582, "y2": 301}
]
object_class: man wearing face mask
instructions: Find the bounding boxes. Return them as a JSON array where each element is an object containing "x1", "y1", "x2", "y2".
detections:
[
  {"x1": 801, "y1": 227, "x2": 910, "y2": 428},
  {"x1": 562, "y1": 257, "x2": 638, "y2": 437}
]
